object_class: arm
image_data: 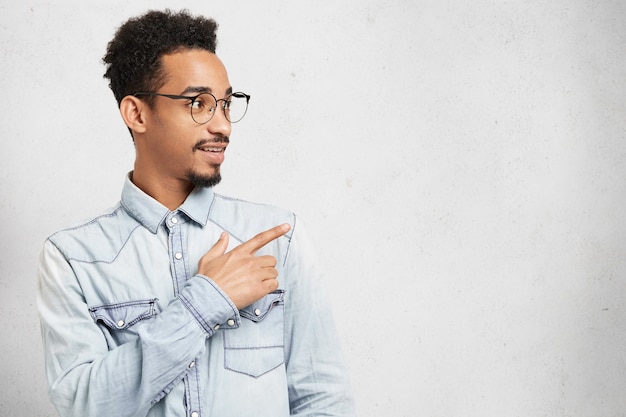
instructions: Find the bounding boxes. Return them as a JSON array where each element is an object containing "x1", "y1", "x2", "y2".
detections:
[
  {"x1": 37, "y1": 239, "x2": 237, "y2": 417},
  {"x1": 283, "y1": 220, "x2": 355, "y2": 416}
]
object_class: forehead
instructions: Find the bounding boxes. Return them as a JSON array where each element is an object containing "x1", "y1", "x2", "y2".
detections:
[{"x1": 160, "y1": 49, "x2": 230, "y2": 93}]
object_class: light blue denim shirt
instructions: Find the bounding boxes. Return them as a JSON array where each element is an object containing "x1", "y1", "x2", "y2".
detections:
[{"x1": 37, "y1": 175, "x2": 354, "y2": 417}]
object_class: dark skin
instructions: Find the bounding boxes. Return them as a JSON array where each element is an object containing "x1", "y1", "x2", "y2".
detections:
[{"x1": 119, "y1": 48, "x2": 290, "y2": 310}]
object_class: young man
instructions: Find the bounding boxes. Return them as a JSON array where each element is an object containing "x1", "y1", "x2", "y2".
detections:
[{"x1": 37, "y1": 10, "x2": 354, "y2": 417}]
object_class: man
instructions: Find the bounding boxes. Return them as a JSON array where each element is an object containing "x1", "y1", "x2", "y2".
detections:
[{"x1": 37, "y1": 9, "x2": 354, "y2": 417}]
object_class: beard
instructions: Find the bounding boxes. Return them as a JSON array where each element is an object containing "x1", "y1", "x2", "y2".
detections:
[
  {"x1": 186, "y1": 168, "x2": 222, "y2": 188},
  {"x1": 187, "y1": 135, "x2": 228, "y2": 188}
]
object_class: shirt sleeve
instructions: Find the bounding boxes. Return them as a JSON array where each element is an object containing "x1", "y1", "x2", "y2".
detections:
[
  {"x1": 282, "y1": 219, "x2": 356, "y2": 416},
  {"x1": 36, "y1": 239, "x2": 239, "y2": 417}
]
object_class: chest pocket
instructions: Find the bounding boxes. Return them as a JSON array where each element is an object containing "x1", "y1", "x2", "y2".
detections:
[
  {"x1": 223, "y1": 290, "x2": 285, "y2": 378},
  {"x1": 89, "y1": 299, "x2": 158, "y2": 349}
]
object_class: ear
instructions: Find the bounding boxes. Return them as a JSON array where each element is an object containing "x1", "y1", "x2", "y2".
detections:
[{"x1": 120, "y1": 95, "x2": 148, "y2": 134}]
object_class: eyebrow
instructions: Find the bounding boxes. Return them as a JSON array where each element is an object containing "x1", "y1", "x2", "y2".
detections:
[{"x1": 180, "y1": 86, "x2": 234, "y2": 96}]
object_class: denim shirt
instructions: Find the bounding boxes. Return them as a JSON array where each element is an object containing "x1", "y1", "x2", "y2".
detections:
[{"x1": 37, "y1": 175, "x2": 354, "y2": 417}]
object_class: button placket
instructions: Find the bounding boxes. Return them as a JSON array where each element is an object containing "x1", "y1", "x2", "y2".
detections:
[
  {"x1": 183, "y1": 358, "x2": 203, "y2": 417},
  {"x1": 166, "y1": 212, "x2": 202, "y2": 416},
  {"x1": 167, "y1": 212, "x2": 189, "y2": 296}
]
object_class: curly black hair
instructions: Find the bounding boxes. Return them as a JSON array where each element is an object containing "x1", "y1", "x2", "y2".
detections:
[{"x1": 103, "y1": 9, "x2": 218, "y2": 107}]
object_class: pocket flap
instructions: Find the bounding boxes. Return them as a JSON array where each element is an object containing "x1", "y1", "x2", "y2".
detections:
[
  {"x1": 89, "y1": 298, "x2": 158, "y2": 330},
  {"x1": 240, "y1": 290, "x2": 284, "y2": 322}
]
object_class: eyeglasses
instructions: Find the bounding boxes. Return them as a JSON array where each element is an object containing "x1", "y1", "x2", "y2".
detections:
[{"x1": 133, "y1": 91, "x2": 250, "y2": 124}]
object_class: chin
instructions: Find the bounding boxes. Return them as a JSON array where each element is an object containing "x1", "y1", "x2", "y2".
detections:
[{"x1": 186, "y1": 171, "x2": 222, "y2": 188}]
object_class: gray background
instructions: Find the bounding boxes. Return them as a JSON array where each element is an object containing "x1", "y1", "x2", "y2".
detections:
[{"x1": 1, "y1": 1, "x2": 626, "y2": 416}]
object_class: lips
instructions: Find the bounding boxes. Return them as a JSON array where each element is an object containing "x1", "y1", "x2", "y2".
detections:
[
  {"x1": 198, "y1": 145, "x2": 226, "y2": 153},
  {"x1": 194, "y1": 140, "x2": 228, "y2": 165},
  {"x1": 194, "y1": 137, "x2": 229, "y2": 152}
]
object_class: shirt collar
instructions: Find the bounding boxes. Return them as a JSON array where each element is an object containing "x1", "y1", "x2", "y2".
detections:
[
  {"x1": 120, "y1": 173, "x2": 214, "y2": 233},
  {"x1": 178, "y1": 185, "x2": 214, "y2": 227}
]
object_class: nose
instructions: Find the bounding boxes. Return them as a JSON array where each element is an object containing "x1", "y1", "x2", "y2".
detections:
[{"x1": 206, "y1": 104, "x2": 231, "y2": 137}]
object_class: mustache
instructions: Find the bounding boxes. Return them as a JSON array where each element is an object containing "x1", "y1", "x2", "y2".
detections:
[{"x1": 194, "y1": 136, "x2": 229, "y2": 148}]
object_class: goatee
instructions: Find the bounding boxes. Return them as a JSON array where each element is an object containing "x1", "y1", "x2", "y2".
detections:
[
  {"x1": 188, "y1": 135, "x2": 228, "y2": 188},
  {"x1": 186, "y1": 170, "x2": 222, "y2": 188}
]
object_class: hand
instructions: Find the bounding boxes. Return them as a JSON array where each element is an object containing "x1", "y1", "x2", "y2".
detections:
[{"x1": 198, "y1": 224, "x2": 291, "y2": 310}]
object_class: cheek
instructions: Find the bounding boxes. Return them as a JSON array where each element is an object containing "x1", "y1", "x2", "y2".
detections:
[{"x1": 147, "y1": 113, "x2": 202, "y2": 154}]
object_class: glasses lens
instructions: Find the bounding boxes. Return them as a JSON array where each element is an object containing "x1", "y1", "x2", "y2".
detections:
[
  {"x1": 224, "y1": 93, "x2": 249, "y2": 123},
  {"x1": 190, "y1": 93, "x2": 217, "y2": 124},
  {"x1": 190, "y1": 93, "x2": 249, "y2": 124}
]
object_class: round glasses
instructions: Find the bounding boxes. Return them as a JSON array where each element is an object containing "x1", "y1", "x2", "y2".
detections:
[{"x1": 133, "y1": 91, "x2": 250, "y2": 124}]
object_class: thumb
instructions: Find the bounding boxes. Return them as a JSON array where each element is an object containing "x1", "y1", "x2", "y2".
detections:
[{"x1": 203, "y1": 231, "x2": 229, "y2": 261}]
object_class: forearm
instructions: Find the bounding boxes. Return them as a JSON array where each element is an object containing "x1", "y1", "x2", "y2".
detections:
[
  {"x1": 46, "y1": 294, "x2": 201, "y2": 416},
  {"x1": 37, "y1": 241, "x2": 238, "y2": 417}
]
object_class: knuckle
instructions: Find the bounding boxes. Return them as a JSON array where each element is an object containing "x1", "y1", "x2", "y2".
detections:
[
  {"x1": 260, "y1": 255, "x2": 276, "y2": 266},
  {"x1": 267, "y1": 268, "x2": 279, "y2": 280}
]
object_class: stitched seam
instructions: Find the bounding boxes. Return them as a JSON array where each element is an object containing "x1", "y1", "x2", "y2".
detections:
[{"x1": 51, "y1": 224, "x2": 143, "y2": 264}]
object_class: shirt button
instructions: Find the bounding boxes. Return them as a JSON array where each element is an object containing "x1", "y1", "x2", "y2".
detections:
[
  {"x1": 188, "y1": 361, "x2": 195, "y2": 369},
  {"x1": 171, "y1": 217, "x2": 178, "y2": 224},
  {"x1": 213, "y1": 324, "x2": 220, "y2": 331},
  {"x1": 191, "y1": 412, "x2": 199, "y2": 417},
  {"x1": 227, "y1": 319, "x2": 235, "y2": 326},
  {"x1": 254, "y1": 308, "x2": 261, "y2": 316},
  {"x1": 116, "y1": 320, "x2": 125, "y2": 328},
  {"x1": 175, "y1": 252, "x2": 183, "y2": 260}
]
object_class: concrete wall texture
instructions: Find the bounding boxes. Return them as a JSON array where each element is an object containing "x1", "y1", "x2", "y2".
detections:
[{"x1": 1, "y1": 1, "x2": 625, "y2": 416}]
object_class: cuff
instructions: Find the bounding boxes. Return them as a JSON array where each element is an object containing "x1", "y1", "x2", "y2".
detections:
[{"x1": 178, "y1": 274, "x2": 241, "y2": 337}]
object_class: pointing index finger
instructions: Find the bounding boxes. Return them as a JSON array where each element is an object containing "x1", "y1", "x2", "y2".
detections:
[{"x1": 238, "y1": 223, "x2": 291, "y2": 255}]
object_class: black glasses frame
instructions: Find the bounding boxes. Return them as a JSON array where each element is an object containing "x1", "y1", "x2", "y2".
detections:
[{"x1": 133, "y1": 91, "x2": 251, "y2": 124}]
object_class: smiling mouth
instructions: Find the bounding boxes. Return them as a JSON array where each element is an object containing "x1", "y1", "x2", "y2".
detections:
[
  {"x1": 194, "y1": 136, "x2": 229, "y2": 154},
  {"x1": 197, "y1": 145, "x2": 226, "y2": 153}
]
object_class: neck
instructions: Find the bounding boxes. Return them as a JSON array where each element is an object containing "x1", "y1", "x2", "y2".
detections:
[{"x1": 131, "y1": 166, "x2": 193, "y2": 211}]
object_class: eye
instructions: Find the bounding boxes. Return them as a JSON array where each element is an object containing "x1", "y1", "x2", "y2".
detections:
[{"x1": 190, "y1": 97, "x2": 205, "y2": 110}]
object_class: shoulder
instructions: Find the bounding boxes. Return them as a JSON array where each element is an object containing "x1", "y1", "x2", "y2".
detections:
[{"x1": 46, "y1": 203, "x2": 139, "y2": 262}]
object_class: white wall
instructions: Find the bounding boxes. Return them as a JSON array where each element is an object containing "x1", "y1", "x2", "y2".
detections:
[{"x1": 1, "y1": 1, "x2": 625, "y2": 415}]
